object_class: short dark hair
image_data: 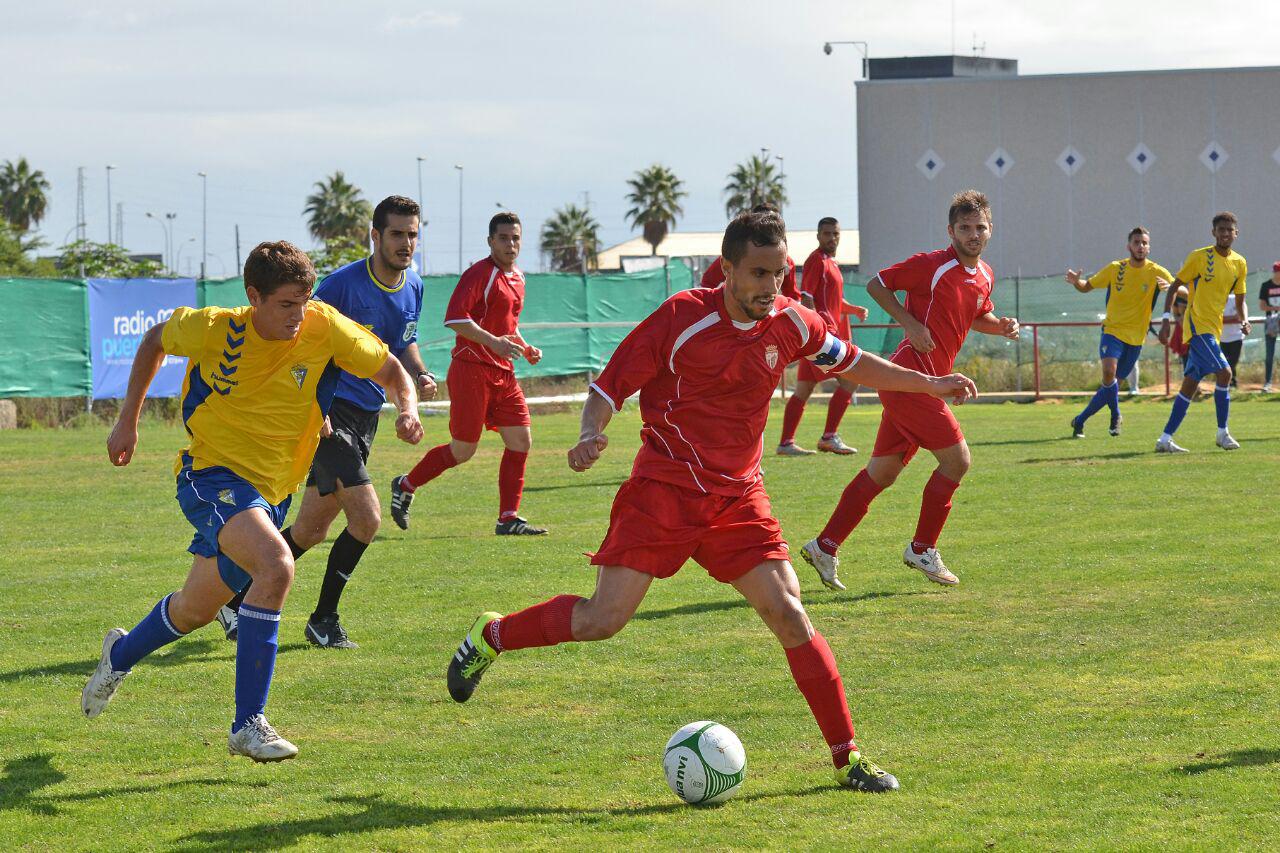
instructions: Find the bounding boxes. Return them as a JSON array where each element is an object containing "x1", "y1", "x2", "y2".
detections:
[
  {"x1": 372, "y1": 195, "x2": 420, "y2": 232},
  {"x1": 1128, "y1": 226, "x2": 1149, "y2": 241},
  {"x1": 817, "y1": 216, "x2": 839, "y2": 230},
  {"x1": 243, "y1": 240, "x2": 316, "y2": 296},
  {"x1": 749, "y1": 202, "x2": 780, "y2": 215},
  {"x1": 722, "y1": 211, "x2": 787, "y2": 265},
  {"x1": 1212, "y1": 211, "x2": 1238, "y2": 228},
  {"x1": 948, "y1": 189, "x2": 992, "y2": 226},
  {"x1": 489, "y1": 211, "x2": 521, "y2": 237}
]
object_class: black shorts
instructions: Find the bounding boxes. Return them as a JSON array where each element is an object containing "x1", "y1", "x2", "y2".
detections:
[{"x1": 306, "y1": 399, "x2": 381, "y2": 496}]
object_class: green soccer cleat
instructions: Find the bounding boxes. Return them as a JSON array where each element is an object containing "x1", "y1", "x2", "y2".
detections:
[
  {"x1": 447, "y1": 611, "x2": 502, "y2": 702},
  {"x1": 835, "y1": 752, "x2": 900, "y2": 793},
  {"x1": 1070, "y1": 417, "x2": 1085, "y2": 439}
]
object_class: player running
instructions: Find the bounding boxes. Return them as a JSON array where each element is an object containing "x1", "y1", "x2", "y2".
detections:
[
  {"x1": 1155, "y1": 212, "x2": 1249, "y2": 453},
  {"x1": 801, "y1": 190, "x2": 1018, "y2": 590},
  {"x1": 1064, "y1": 227, "x2": 1171, "y2": 438},
  {"x1": 82, "y1": 242, "x2": 423, "y2": 761},
  {"x1": 777, "y1": 217, "x2": 869, "y2": 456},
  {"x1": 391, "y1": 212, "x2": 547, "y2": 535},
  {"x1": 443, "y1": 210, "x2": 977, "y2": 793}
]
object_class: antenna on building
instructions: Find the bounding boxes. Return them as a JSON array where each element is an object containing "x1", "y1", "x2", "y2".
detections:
[{"x1": 971, "y1": 34, "x2": 986, "y2": 57}]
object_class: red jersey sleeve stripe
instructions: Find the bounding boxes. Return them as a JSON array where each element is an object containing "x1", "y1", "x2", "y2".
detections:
[{"x1": 782, "y1": 306, "x2": 809, "y2": 348}]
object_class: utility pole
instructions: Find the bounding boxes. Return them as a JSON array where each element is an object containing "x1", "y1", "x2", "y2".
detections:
[
  {"x1": 197, "y1": 171, "x2": 207, "y2": 280},
  {"x1": 454, "y1": 164, "x2": 464, "y2": 273},
  {"x1": 416, "y1": 155, "x2": 427, "y2": 274},
  {"x1": 115, "y1": 202, "x2": 123, "y2": 246},
  {"x1": 105, "y1": 165, "x2": 117, "y2": 244},
  {"x1": 75, "y1": 167, "x2": 87, "y2": 242},
  {"x1": 234, "y1": 224, "x2": 242, "y2": 272}
]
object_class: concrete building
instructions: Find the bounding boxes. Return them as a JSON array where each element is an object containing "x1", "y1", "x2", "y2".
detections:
[
  {"x1": 856, "y1": 60, "x2": 1280, "y2": 278},
  {"x1": 596, "y1": 228, "x2": 860, "y2": 274}
]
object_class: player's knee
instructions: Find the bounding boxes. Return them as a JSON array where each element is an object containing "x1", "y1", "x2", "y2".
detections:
[
  {"x1": 450, "y1": 440, "x2": 478, "y2": 464},
  {"x1": 346, "y1": 508, "x2": 379, "y2": 543},
  {"x1": 761, "y1": 594, "x2": 812, "y2": 646},
  {"x1": 252, "y1": 553, "x2": 295, "y2": 594},
  {"x1": 291, "y1": 518, "x2": 329, "y2": 549},
  {"x1": 168, "y1": 589, "x2": 220, "y2": 631}
]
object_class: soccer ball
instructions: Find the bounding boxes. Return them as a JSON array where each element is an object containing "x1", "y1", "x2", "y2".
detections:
[{"x1": 662, "y1": 721, "x2": 746, "y2": 805}]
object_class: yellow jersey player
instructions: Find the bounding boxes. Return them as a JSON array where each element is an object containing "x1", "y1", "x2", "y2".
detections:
[
  {"x1": 81, "y1": 241, "x2": 423, "y2": 762},
  {"x1": 1156, "y1": 212, "x2": 1250, "y2": 452},
  {"x1": 1065, "y1": 227, "x2": 1171, "y2": 437}
]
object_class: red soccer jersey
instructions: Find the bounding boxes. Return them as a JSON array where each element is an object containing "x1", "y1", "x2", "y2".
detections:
[
  {"x1": 591, "y1": 288, "x2": 861, "y2": 496},
  {"x1": 444, "y1": 257, "x2": 525, "y2": 372},
  {"x1": 700, "y1": 256, "x2": 800, "y2": 300},
  {"x1": 800, "y1": 249, "x2": 849, "y2": 338},
  {"x1": 878, "y1": 247, "x2": 994, "y2": 376}
]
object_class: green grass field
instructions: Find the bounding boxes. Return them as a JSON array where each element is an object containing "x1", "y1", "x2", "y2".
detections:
[{"x1": 3, "y1": 396, "x2": 1280, "y2": 850}]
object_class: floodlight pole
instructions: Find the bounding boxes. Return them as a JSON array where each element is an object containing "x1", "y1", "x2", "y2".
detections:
[
  {"x1": 105, "y1": 165, "x2": 117, "y2": 244},
  {"x1": 197, "y1": 171, "x2": 207, "y2": 280},
  {"x1": 454, "y1": 164, "x2": 464, "y2": 273},
  {"x1": 416, "y1": 155, "x2": 427, "y2": 274}
]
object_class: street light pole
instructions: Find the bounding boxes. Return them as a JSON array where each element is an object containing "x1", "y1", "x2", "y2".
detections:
[
  {"x1": 416, "y1": 155, "x2": 427, "y2": 274},
  {"x1": 822, "y1": 40, "x2": 869, "y2": 77},
  {"x1": 105, "y1": 165, "x2": 117, "y2": 244},
  {"x1": 197, "y1": 171, "x2": 207, "y2": 280},
  {"x1": 454, "y1": 164, "x2": 464, "y2": 273},
  {"x1": 175, "y1": 237, "x2": 196, "y2": 276}
]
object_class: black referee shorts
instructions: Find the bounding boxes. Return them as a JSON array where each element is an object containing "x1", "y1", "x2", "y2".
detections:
[{"x1": 306, "y1": 398, "x2": 381, "y2": 496}]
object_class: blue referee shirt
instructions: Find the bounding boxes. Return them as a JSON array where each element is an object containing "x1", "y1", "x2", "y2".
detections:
[{"x1": 313, "y1": 257, "x2": 424, "y2": 412}]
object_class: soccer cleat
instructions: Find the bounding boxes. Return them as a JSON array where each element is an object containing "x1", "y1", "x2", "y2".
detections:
[
  {"x1": 903, "y1": 545, "x2": 959, "y2": 586},
  {"x1": 835, "y1": 752, "x2": 900, "y2": 793},
  {"x1": 775, "y1": 443, "x2": 816, "y2": 457},
  {"x1": 1263, "y1": 384, "x2": 1274, "y2": 393},
  {"x1": 800, "y1": 539, "x2": 846, "y2": 591},
  {"x1": 447, "y1": 611, "x2": 502, "y2": 702},
  {"x1": 215, "y1": 606, "x2": 238, "y2": 641},
  {"x1": 1070, "y1": 418, "x2": 1085, "y2": 439},
  {"x1": 81, "y1": 628, "x2": 129, "y2": 718},
  {"x1": 1216, "y1": 432, "x2": 1240, "y2": 451},
  {"x1": 304, "y1": 613, "x2": 358, "y2": 649},
  {"x1": 227, "y1": 714, "x2": 299, "y2": 762},
  {"x1": 1155, "y1": 436, "x2": 1189, "y2": 454},
  {"x1": 390, "y1": 475, "x2": 414, "y2": 530},
  {"x1": 1109, "y1": 413, "x2": 1123, "y2": 437},
  {"x1": 816, "y1": 434, "x2": 857, "y2": 455},
  {"x1": 495, "y1": 516, "x2": 548, "y2": 536}
]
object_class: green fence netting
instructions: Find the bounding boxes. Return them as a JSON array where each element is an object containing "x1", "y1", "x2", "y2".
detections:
[{"x1": 0, "y1": 278, "x2": 91, "y2": 397}]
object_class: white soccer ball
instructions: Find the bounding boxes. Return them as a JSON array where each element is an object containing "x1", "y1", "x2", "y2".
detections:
[{"x1": 662, "y1": 721, "x2": 746, "y2": 805}]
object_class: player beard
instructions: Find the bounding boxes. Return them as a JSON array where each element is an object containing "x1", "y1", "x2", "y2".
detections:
[{"x1": 382, "y1": 246, "x2": 413, "y2": 272}]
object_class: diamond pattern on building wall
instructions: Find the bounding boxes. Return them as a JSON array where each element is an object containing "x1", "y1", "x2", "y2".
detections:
[
  {"x1": 1127, "y1": 143, "x2": 1155, "y2": 175},
  {"x1": 916, "y1": 149, "x2": 944, "y2": 180},
  {"x1": 1199, "y1": 142, "x2": 1228, "y2": 173},
  {"x1": 1056, "y1": 146, "x2": 1084, "y2": 177},
  {"x1": 985, "y1": 147, "x2": 1014, "y2": 178}
]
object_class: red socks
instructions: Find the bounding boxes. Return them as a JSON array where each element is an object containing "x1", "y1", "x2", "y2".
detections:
[
  {"x1": 779, "y1": 395, "x2": 806, "y2": 445},
  {"x1": 817, "y1": 470, "x2": 885, "y2": 555},
  {"x1": 822, "y1": 387, "x2": 852, "y2": 438},
  {"x1": 403, "y1": 444, "x2": 458, "y2": 492},
  {"x1": 785, "y1": 633, "x2": 857, "y2": 768},
  {"x1": 498, "y1": 449, "x2": 527, "y2": 520},
  {"x1": 485, "y1": 594, "x2": 583, "y2": 652},
  {"x1": 913, "y1": 470, "x2": 959, "y2": 549}
]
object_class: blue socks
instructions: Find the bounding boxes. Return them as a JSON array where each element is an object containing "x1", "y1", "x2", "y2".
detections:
[
  {"x1": 1214, "y1": 384, "x2": 1230, "y2": 429},
  {"x1": 109, "y1": 593, "x2": 186, "y2": 671},
  {"x1": 233, "y1": 603, "x2": 281, "y2": 733},
  {"x1": 1076, "y1": 380, "x2": 1119, "y2": 426},
  {"x1": 1162, "y1": 393, "x2": 1192, "y2": 437}
]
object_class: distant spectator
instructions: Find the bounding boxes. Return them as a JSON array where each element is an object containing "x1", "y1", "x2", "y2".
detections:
[
  {"x1": 1167, "y1": 285, "x2": 1189, "y2": 367},
  {"x1": 1220, "y1": 291, "x2": 1248, "y2": 388},
  {"x1": 1260, "y1": 261, "x2": 1280, "y2": 392}
]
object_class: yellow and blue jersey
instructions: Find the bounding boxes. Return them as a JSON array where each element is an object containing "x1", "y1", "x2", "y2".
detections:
[
  {"x1": 162, "y1": 301, "x2": 389, "y2": 504},
  {"x1": 1089, "y1": 259, "x2": 1173, "y2": 346},
  {"x1": 1177, "y1": 246, "x2": 1247, "y2": 341},
  {"x1": 315, "y1": 258, "x2": 423, "y2": 412}
]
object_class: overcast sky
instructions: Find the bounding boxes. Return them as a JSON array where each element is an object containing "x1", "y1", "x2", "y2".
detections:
[{"x1": 5, "y1": 0, "x2": 1279, "y2": 276}]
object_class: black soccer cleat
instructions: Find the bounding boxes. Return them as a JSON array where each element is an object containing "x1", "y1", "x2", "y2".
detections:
[
  {"x1": 835, "y1": 753, "x2": 900, "y2": 793},
  {"x1": 495, "y1": 516, "x2": 548, "y2": 536},
  {"x1": 304, "y1": 613, "x2": 358, "y2": 649},
  {"x1": 1109, "y1": 413, "x2": 1123, "y2": 437},
  {"x1": 1070, "y1": 418, "x2": 1085, "y2": 439},
  {"x1": 390, "y1": 475, "x2": 414, "y2": 530},
  {"x1": 447, "y1": 612, "x2": 501, "y2": 702}
]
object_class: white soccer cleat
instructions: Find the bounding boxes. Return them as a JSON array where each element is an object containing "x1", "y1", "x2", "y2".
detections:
[
  {"x1": 1155, "y1": 436, "x2": 1189, "y2": 454},
  {"x1": 215, "y1": 605, "x2": 238, "y2": 641},
  {"x1": 816, "y1": 434, "x2": 858, "y2": 455},
  {"x1": 903, "y1": 545, "x2": 959, "y2": 586},
  {"x1": 1216, "y1": 432, "x2": 1240, "y2": 451},
  {"x1": 228, "y1": 714, "x2": 299, "y2": 763},
  {"x1": 82, "y1": 628, "x2": 129, "y2": 718},
  {"x1": 800, "y1": 539, "x2": 846, "y2": 591},
  {"x1": 776, "y1": 443, "x2": 816, "y2": 457}
]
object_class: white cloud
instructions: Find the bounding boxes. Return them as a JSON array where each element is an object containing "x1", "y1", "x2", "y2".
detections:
[{"x1": 383, "y1": 10, "x2": 462, "y2": 31}]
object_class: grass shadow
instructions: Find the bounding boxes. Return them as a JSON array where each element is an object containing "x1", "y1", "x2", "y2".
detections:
[
  {"x1": 524, "y1": 479, "x2": 627, "y2": 493},
  {"x1": 1018, "y1": 451, "x2": 1149, "y2": 464},
  {"x1": 838, "y1": 589, "x2": 933, "y2": 603},
  {"x1": 0, "y1": 637, "x2": 225, "y2": 685},
  {"x1": 1177, "y1": 748, "x2": 1280, "y2": 775},
  {"x1": 968, "y1": 436, "x2": 1074, "y2": 447},
  {"x1": 632, "y1": 599, "x2": 752, "y2": 622}
]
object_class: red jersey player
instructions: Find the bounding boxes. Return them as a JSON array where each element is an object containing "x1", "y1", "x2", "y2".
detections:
[
  {"x1": 777, "y1": 216, "x2": 870, "y2": 456},
  {"x1": 802, "y1": 190, "x2": 1019, "y2": 590},
  {"x1": 443, "y1": 210, "x2": 978, "y2": 793},
  {"x1": 391, "y1": 212, "x2": 548, "y2": 535},
  {"x1": 700, "y1": 203, "x2": 800, "y2": 299}
]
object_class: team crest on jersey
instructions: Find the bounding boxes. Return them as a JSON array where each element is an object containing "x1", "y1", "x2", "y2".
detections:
[
  {"x1": 290, "y1": 364, "x2": 308, "y2": 389},
  {"x1": 217, "y1": 489, "x2": 236, "y2": 506},
  {"x1": 764, "y1": 344, "x2": 779, "y2": 369},
  {"x1": 976, "y1": 293, "x2": 985, "y2": 311},
  {"x1": 402, "y1": 321, "x2": 417, "y2": 343}
]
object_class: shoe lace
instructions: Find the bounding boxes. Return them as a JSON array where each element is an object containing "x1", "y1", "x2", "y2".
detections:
[
  {"x1": 95, "y1": 670, "x2": 126, "y2": 697},
  {"x1": 855, "y1": 755, "x2": 887, "y2": 778},
  {"x1": 248, "y1": 715, "x2": 280, "y2": 744},
  {"x1": 459, "y1": 644, "x2": 492, "y2": 679}
]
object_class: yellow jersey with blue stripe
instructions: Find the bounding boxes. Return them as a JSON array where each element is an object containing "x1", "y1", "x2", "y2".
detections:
[
  {"x1": 161, "y1": 301, "x2": 389, "y2": 504},
  {"x1": 1089, "y1": 259, "x2": 1173, "y2": 346},
  {"x1": 1177, "y1": 246, "x2": 1247, "y2": 341}
]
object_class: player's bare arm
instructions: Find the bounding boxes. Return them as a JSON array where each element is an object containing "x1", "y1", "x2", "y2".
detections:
[
  {"x1": 1065, "y1": 269, "x2": 1091, "y2": 293},
  {"x1": 1157, "y1": 278, "x2": 1187, "y2": 344},
  {"x1": 107, "y1": 321, "x2": 168, "y2": 466},
  {"x1": 843, "y1": 300, "x2": 869, "y2": 321},
  {"x1": 449, "y1": 318, "x2": 525, "y2": 361},
  {"x1": 971, "y1": 312, "x2": 1020, "y2": 339},
  {"x1": 867, "y1": 275, "x2": 935, "y2": 352},
  {"x1": 841, "y1": 351, "x2": 977, "y2": 402},
  {"x1": 397, "y1": 342, "x2": 437, "y2": 400},
  {"x1": 512, "y1": 329, "x2": 543, "y2": 365},
  {"x1": 567, "y1": 390, "x2": 613, "y2": 472},
  {"x1": 1236, "y1": 294, "x2": 1251, "y2": 335},
  {"x1": 370, "y1": 356, "x2": 424, "y2": 444}
]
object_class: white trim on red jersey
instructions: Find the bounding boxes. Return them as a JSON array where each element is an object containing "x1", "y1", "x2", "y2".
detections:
[
  {"x1": 588, "y1": 381, "x2": 620, "y2": 412},
  {"x1": 667, "y1": 312, "x2": 720, "y2": 374}
]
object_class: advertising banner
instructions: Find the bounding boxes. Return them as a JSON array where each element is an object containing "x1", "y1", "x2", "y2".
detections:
[{"x1": 88, "y1": 278, "x2": 197, "y2": 399}]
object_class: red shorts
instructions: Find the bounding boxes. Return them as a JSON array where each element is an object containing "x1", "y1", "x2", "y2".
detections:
[
  {"x1": 797, "y1": 358, "x2": 840, "y2": 383},
  {"x1": 591, "y1": 477, "x2": 789, "y2": 583},
  {"x1": 447, "y1": 359, "x2": 531, "y2": 443},
  {"x1": 872, "y1": 389, "x2": 965, "y2": 464}
]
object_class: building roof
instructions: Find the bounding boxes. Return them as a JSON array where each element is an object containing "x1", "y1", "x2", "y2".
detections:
[{"x1": 597, "y1": 229, "x2": 860, "y2": 270}]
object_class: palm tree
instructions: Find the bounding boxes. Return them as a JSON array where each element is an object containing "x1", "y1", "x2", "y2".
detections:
[
  {"x1": 625, "y1": 164, "x2": 687, "y2": 255},
  {"x1": 539, "y1": 204, "x2": 600, "y2": 272},
  {"x1": 0, "y1": 158, "x2": 51, "y2": 234},
  {"x1": 303, "y1": 171, "x2": 372, "y2": 247},
  {"x1": 723, "y1": 155, "x2": 787, "y2": 218}
]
